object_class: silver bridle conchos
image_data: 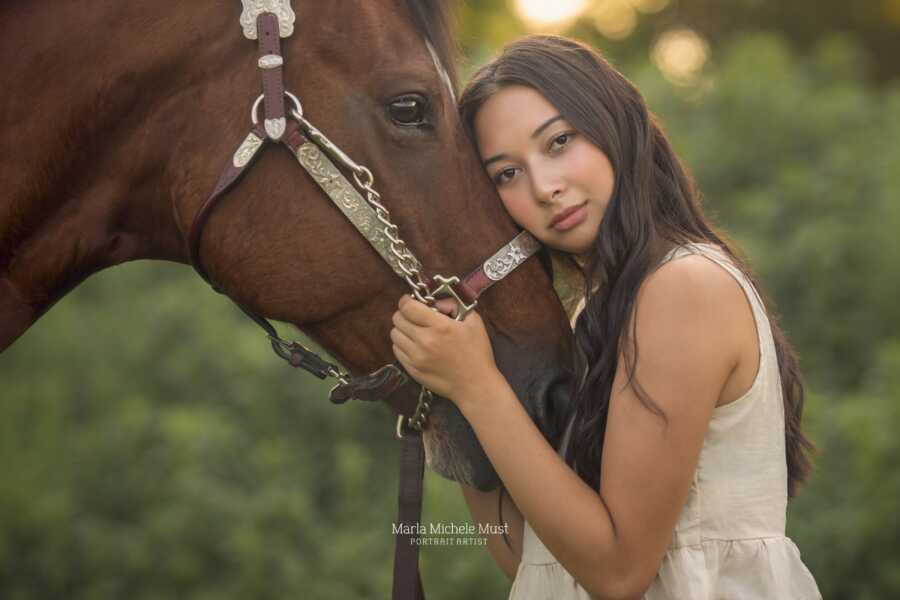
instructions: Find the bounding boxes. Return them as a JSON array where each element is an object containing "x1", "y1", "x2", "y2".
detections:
[
  {"x1": 190, "y1": 1, "x2": 541, "y2": 436},
  {"x1": 240, "y1": 0, "x2": 296, "y2": 39}
]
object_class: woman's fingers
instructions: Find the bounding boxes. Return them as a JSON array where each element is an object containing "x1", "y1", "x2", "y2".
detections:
[
  {"x1": 392, "y1": 344, "x2": 418, "y2": 376},
  {"x1": 398, "y1": 294, "x2": 442, "y2": 326},
  {"x1": 433, "y1": 297, "x2": 459, "y2": 318},
  {"x1": 390, "y1": 324, "x2": 419, "y2": 358},
  {"x1": 392, "y1": 309, "x2": 420, "y2": 339}
]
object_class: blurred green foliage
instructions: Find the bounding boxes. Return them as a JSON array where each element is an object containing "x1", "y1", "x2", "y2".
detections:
[
  {"x1": 646, "y1": 33, "x2": 900, "y2": 600},
  {"x1": 2, "y1": 2, "x2": 899, "y2": 599}
]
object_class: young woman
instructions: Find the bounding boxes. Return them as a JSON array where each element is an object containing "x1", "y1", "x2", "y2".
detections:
[{"x1": 390, "y1": 35, "x2": 821, "y2": 599}]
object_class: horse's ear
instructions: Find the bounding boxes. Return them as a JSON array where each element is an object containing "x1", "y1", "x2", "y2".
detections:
[{"x1": 538, "y1": 246, "x2": 554, "y2": 281}]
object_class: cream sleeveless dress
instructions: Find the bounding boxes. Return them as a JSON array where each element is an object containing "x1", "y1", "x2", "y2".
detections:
[{"x1": 509, "y1": 243, "x2": 822, "y2": 600}]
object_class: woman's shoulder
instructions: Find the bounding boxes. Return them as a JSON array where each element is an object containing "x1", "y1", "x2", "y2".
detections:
[
  {"x1": 633, "y1": 247, "x2": 753, "y2": 358},
  {"x1": 642, "y1": 247, "x2": 744, "y2": 311},
  {"x1": 619, "y1": 248, "x2": 752, "y2": 408}
]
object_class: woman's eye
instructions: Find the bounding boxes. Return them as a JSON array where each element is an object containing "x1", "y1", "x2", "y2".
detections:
[
  {"x1": 389, "y1": 95, "x2": 428, "y2": 126},
  {"x1": 494, "y1": 167, "x2": 518, "y2": 185},
  {"x1": 549, "y1": 132, "x2": 574, "y2": 152}
]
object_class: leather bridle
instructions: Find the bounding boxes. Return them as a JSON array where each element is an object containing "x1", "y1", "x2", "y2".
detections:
[{"x1": 187, "y1": 3, "x2": 541, "y2": 599}]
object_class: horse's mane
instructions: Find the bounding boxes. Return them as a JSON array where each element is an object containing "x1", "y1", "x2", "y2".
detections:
[{"x1": 402, "y1": 0, "x2": 459, "y2": 89}]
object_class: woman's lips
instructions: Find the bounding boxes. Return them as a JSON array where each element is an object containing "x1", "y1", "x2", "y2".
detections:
[{"x1": 550, "y1": 203, "x2": 587, "y2": 232}]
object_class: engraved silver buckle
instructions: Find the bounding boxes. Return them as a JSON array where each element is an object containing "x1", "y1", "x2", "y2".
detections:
[{"x1": 240, "y1": 0, "x2": 296, "y2": 40}]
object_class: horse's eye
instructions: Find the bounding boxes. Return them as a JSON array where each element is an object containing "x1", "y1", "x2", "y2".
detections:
[{"x1": 389, "y1": 96, "x2": 427, "y2": 126}]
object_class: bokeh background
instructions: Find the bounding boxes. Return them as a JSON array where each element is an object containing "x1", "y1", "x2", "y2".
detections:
[{"x1": 3, "y1": 1, "x2": 899, "y2": 598}]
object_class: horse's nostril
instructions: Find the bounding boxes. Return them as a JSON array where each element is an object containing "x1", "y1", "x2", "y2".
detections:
[
  {"x1": 551, "y1": 377, "x2": 572, "y2": 408},
  {"x1": 530, "y1": 373, "x2": 574, "y2": 450},
  {"x1": 549, "y1": 377, "x2": 574, "y2": 441}
]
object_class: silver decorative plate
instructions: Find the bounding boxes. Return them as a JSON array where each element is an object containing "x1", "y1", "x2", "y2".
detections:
[
  {"x1": 240, "y1": 0, "x2": 296, "y2": 40},
  {"x1": 484, "y1": 232, "x2": 542, "y2": 281}
]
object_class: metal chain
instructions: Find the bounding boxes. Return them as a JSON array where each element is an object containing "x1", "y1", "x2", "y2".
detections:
[
  {"x1": 292, "y1": 109, "x2": 435, "y2": 305},
  {"x1": 353, "y1": 170, "x2": 435, "y2": 305},
  {"x1": 349, "y1": 167, "x2": 435, "y2": 436},
  {"x1": 290, "y1": 106, "x2": 439, "y2": 434}
]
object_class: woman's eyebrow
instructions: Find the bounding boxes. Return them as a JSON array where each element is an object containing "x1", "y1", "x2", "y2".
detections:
[
  {"x1": 482, "y1": 115, "x2": 565, "y2": 168},
  {"x1": 483, "y1": 153, "x2": 508, "y2": 168},
  {"x1": 531, "y1": 115, "x2": 564, "y2": 138}
]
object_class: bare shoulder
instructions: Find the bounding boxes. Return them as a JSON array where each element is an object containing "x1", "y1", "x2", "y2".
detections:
[
  {"x1": 628, "y1": 252, "x2": 752, "y2": 380},
  {"x1": 636, "y1": 253, "x2": 749, "y2": 325}
]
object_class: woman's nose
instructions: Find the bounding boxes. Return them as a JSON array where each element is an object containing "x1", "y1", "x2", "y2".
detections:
[{"x1": 530, "y1": 164, "x2": 565, "y2": 205}]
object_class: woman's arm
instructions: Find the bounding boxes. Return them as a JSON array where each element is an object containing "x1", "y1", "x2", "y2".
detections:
[
  {"x1": 391, "y1": 257, "x2": 756, "y2": 599},
  {"x1": 390, "y1": 255, "x2": 750, "y2": 599},
  {"x1": 452, "y1": 256, "x2": 747, "y2": 599},
  {"x1": 459, "y1": 483, "x2": 524, "y2": 581}
]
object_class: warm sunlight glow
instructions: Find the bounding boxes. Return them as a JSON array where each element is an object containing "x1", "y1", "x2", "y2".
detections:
[
  {"x1": 884, "y1": 0, "x2": 900, "y2": 25},
  {"x1": 652, "y1": 28, "x2": 710, "y2": 86},
  {"x1": 591, "y1": 1, "x2": 637, "y2": 40},
  {"x1": 630, "y1": 0, "x2": 671, "y2": 14},
  {"x1": 515, "y1": 0, "x2": 589, "y2": 27}
]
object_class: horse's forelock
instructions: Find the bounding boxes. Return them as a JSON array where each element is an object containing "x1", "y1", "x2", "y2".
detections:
[{"x1": 401, "y1": 0, "x2": 459, "y2": 90}]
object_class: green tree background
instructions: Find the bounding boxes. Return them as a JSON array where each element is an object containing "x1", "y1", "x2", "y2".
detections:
[{"x1": 2, "y1": 2, "x2": 898, "y2": 598}]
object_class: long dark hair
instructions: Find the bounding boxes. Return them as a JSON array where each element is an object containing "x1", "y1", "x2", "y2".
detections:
[{"x1": 459, "y1": 36, "x2": 815, "y2": 506}]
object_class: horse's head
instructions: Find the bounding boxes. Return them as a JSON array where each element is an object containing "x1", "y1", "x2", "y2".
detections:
[{"x1": 173, "y1": 1, "x2": 574, "y2": 491}]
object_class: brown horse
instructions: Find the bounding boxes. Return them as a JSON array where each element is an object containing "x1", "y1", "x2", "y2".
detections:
[{"x1": 0, "y1": 1, "x2": 573, "y2": 491}]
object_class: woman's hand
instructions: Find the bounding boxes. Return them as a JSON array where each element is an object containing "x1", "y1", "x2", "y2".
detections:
[{"x1": 391, "y1": 294, "x2": 501, "y2": 407}]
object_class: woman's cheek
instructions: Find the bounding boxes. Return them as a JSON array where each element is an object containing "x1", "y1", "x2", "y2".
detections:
[{"x1": 501, "y1": 193, "x2": 535, "y2": 230}]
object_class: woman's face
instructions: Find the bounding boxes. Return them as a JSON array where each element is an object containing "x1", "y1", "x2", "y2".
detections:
[{"x1": 474, "y1": 85, "x2": 614, "y2": 255}]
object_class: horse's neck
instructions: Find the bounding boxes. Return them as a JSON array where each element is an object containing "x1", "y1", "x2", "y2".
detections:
[{"x1": 0, "y1": 2, "x2": 235, "y2": 351}]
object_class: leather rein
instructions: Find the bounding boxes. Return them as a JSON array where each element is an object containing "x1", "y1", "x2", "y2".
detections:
[{"x1": 187, "y1": 4, "x2": 541, "y2": 599}]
